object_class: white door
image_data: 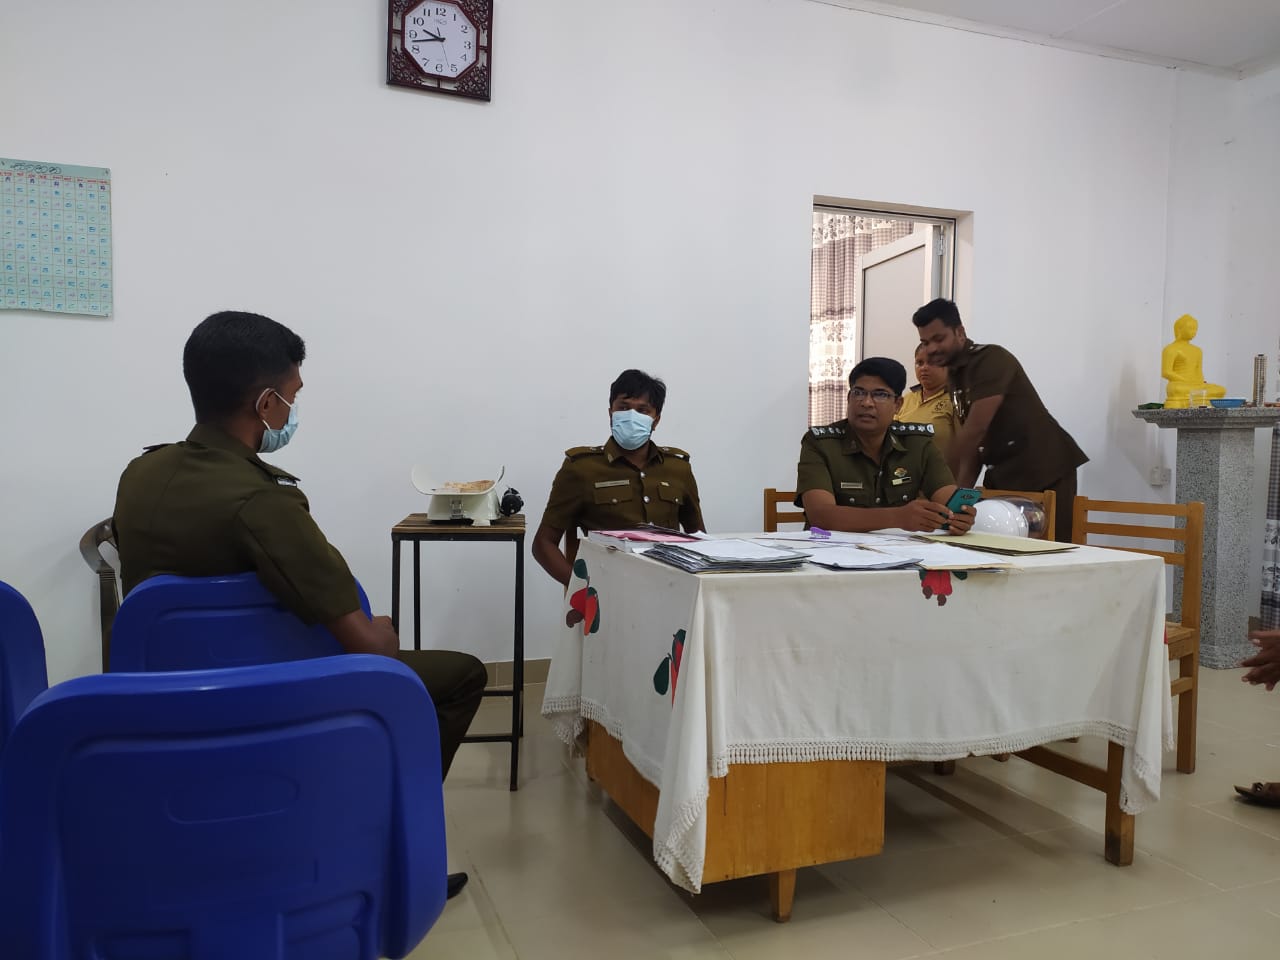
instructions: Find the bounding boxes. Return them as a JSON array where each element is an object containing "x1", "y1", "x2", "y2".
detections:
[{"x1": 859, "y1": 225, "x2": 943, "y2": 375}]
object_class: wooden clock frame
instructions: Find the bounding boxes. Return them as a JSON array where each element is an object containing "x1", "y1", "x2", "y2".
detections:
[{"x1": 386, "y1": 0, "x2": 493, "y2": 102}]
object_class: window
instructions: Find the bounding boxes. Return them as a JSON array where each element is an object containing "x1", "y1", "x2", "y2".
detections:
[{"x1": 809, "y1": 206, "x2": 955, "y2": 425}]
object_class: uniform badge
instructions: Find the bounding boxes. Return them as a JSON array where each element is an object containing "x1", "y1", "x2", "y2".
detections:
[
  {"x1": 594, "y1": 479, "x2": 629, "y2": 489},
  {"x1": 840, "y1": 481, "x2": 863, "y2": 490},
  {"x1": 275, "y1": 477, "x2": 299, "y2": 487}
]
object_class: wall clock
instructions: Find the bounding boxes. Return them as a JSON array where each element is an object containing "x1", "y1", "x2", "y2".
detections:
[{"x1": 387, "y1": 0, "x2": 492, "y2": 102}]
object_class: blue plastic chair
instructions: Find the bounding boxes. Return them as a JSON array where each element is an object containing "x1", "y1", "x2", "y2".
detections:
[
  {"x1": 0, "y1": 581, "x2": 49, "y2": 755},
  {"x1": 0, "y1": 655, "x2": 447, "y2": 959},
  {"x1": 110, "y1": 573, "x2": 372, "y2": 672}
]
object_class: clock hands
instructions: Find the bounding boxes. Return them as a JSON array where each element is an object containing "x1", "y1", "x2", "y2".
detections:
[{"x1": 421, "y1": 28, "x2": 445, "y2": 41}]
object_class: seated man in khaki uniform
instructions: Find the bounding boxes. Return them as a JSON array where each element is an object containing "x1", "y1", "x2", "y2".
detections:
[
  {"x1": 113, "y1": 311, "x2": 484, "y2": 899},
  {"x1": 796, "y1": 357, "x2": 975, "y2": 534},
  {"x1": 532, "y1": 369, "x2": 705, "y2": 586},
  {"x1": 897, "y1": 343, "x2": 957, "y2": 457}
]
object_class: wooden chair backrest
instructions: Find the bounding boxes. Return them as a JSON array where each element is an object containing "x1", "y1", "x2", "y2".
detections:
[
  {"x1": 978, "y1": 487, "x2": 1058, "y2": 542},
  {"x1": 1071, "y1": 497, "x2": 1205, "y2": 630},
  {"x1": 763, "y1": 488, "x2": 806, "y2": 532}
]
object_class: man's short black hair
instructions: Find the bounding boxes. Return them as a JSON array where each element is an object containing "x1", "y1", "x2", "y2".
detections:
[
  {"x1": 183, "y1": 311, "x2": 306, "y2": 423},
  {"x1": 912, "y1": 298, "x2": 963, "y2": 329},
  {"x1": 609, "y1": 369, "x2": 667, "y2": 414},
  {"x1": 849, "y1": 357, "x2": 907, "y2": 396}
]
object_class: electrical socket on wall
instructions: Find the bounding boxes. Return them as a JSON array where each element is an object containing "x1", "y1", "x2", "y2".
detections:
[{"x1": 1148, "y1": 466, "x2": 1171, "y2": 486}]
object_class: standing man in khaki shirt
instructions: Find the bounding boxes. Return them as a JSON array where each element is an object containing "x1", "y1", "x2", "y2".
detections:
[
  {"x1": 795, "y1": 357, "x2": 975, "y2": 534},
  {"x1": 113, "y1": 311, "x2": 484, "y2": 899},
  {"x1": 532, "y1": 369, "x2": 705, "y2": 586},
  {"x1": 913, "y1": 299, "x2": 1087, "y2": 542}
]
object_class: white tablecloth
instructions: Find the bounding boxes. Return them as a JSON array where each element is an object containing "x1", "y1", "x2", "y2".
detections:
[{"x1": 544, "y1": 539, "x2": 1171, "y2": 892}]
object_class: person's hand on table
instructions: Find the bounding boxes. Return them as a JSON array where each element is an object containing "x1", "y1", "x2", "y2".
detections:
[
  {"x1": 941, "y1": 504, "x2": 976, "y2": 535},
  {"x1": 1242, "y1": 629, "x2": 1280, "y2": 690},
  {"x1": 896, "y1": 499, "x2": 951, "y2": 532}
]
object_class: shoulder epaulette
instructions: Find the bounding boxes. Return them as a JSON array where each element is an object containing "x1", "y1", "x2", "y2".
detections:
[
  {"x1": 808, "y1": 422, "x2": 849, "y2": 439},
  {"x1": 660, "y1": 446, "x2": 690, "y2": 461},
  {"x1": 141, "y1": 443, "x2": 171, "y2": 454},
  {"x1": 891, "y1": 421, "x2": 934, "y2": 436},
  {"x1": 909, "y1": 384, "x2": 922, "y2": 394},
  {"x1": 565, "y1": 445, "x2": 605, "y2": 460},
  {"x1": 251, "y1": 458, "x2": 302, "y2": 485}
]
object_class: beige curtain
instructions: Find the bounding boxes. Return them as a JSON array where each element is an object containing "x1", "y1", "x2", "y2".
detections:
[{"x1": 809, "y1": 214, "x2": 916, "y2": 426}]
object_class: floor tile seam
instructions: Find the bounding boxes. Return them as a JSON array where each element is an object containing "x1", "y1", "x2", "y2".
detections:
[
  {"x1": 1192, "y1": 799, "x2": 1280, "y2": 845},
  {"x1": 925, "y1": 892, "x2": 1215, "y2": 953},
  {"x1": 868, "y1": 823, "x2": 1071, "y2": 863},
  {"x1": 1135, "y1": 847, "x2": 1227, "y2": 890}
]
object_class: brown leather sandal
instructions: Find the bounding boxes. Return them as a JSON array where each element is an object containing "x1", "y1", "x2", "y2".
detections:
[{"x1": 1234, "y1": 782, "x2": 1280, "y2": 807}]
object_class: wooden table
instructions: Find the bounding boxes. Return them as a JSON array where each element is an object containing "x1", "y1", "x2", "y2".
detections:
[
  {"x1": 547, "y1": 540, "x2": 1170, "y2": 920},
  {"x1": 391, "y1": 514, "x2": 525, "y2": 791}
]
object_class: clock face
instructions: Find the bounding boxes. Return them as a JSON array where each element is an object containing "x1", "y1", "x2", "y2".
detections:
[
  {"x1": 387, "y1": 0, "x2": 492, "y2": 101},
  {"x1": 403, "y1": 2, "x2": 478, "y2": 81}
]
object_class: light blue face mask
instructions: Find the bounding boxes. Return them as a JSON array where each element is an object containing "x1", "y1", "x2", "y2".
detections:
[
  {"x1": 610, "y1": 409, "x2": 654, "y2": 451},
  {"x1": 258, "y1": 389, "x2": 298, "y2": 454}
]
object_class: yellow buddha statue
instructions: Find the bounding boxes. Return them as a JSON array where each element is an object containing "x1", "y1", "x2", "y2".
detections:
[{"x1": 1162, "y1": 314, "x2": 1226, "y2": 408}]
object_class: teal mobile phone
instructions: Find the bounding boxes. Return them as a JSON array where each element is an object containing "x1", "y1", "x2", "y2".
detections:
[{"x1": 941, "y1": 487, "x2": 982, "y2": 529}]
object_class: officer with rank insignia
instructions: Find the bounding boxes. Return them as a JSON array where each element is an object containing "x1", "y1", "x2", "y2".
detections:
[
  {"x1": 795, "y1": 357, "x2": 976, "y2": 534},
  {"x1": 112, "y1": 311, "x2": 483, "y2": 900},
  {"x1": 912, "y1": 298, "x2": 1087, "y2": 542},
  {"x1": 532, "y1": 369, "x2": 705, "y2": 586}
]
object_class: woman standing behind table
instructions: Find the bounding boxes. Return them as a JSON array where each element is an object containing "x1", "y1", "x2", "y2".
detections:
[{"x1": 897, "y1": 343, "x2": 958, "y2": 457}]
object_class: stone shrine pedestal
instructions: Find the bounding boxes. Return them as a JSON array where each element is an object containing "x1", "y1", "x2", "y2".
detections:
[{"x1": 1134, "y1": 407, "x2": 1280, "y2": 668}]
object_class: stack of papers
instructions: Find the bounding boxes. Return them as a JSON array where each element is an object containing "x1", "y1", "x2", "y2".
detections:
[
  {"x1": 645, "y1": 538, "x2": 809, "y2": 574},
  {"x1": 588, "y1": 528, "x2": 701, "y2": 553}
]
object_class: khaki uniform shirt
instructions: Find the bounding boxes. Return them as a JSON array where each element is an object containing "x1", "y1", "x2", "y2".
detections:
[
  {"x1": 541, "y1": 438, "x2": 704, "y2": 534},
  {"x1": 949, "y1": 342, "x2": 1088, "y2": 490},
  {"x1": 897, "y1": 385, "x2": 957, "y2": 455},
  {"x1": 112, "y1": 424, "x2": 360, "y2": 625},
  {"x1": 794, "y1": 419, "x2": 954, "y2": 510}
]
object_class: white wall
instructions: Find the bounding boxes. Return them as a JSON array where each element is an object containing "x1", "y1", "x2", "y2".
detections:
[{"x1": 1, "y1": 0, "x2": 1195, "y2": 682}]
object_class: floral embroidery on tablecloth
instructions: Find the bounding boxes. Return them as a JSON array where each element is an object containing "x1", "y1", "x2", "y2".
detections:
[
  {"x1": 652, "y1": 629, "x2": 687, "y2": 704},
  {"x1": 918, "y1": 569, "x2": 968, "y2": 606},
  {"x1": 565, "y1": 558, "x2": 601, "y2": 635}
]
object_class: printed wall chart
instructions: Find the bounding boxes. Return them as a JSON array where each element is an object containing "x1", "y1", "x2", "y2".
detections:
[{"x1": 1, "y1": 157, "x2": 112, "y2": 317}]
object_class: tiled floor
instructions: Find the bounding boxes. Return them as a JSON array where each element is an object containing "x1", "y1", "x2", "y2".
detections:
[{"x1": 411, "y1": 667, "x2": 1280, "y2": 958}]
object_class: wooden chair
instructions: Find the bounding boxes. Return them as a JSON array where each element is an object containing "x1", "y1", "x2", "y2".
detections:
[
  {"x1": 978, "y1": 487, "x2": 1058, "y2": 541},
  {"x1": 1072, "y1": 496, "x2": 1205, "y2": 774},
  {"x1": 763, "y1": 489, "x2": 806, "y2": 532},
  {"x1": 78, "y1": 519, "x2": 119, "y2": 672}
]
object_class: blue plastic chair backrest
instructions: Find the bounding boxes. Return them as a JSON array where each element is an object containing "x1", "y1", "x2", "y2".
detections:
[
  {"x1": 109, "y1": 573, "x2": 372, "y2": 672},
  {"x1": 0, "y1": 655, "x2": 446, "y2": 960},
  {"x1": 0, "y1": 581, "x2": 49, "y2": 754}
]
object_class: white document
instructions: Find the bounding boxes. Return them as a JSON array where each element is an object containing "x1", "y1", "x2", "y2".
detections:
[
  {"x1": 869, "y1": 540, "x2": 1010, "y2": 570},
  {"x1": 803, "y1": 546, "x2": 921, "y2": 570}
]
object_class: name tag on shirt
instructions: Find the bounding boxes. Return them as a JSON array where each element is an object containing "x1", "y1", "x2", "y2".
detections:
[
  {"x1": 840, "y1": 481, "x2": 863, "y2": 490},
  {"x1": 891, "y1": 476, "x2": 912, "y2": 486},
  {"x1": 594, "y1": 479, "x2": 629, "y2": 488}
]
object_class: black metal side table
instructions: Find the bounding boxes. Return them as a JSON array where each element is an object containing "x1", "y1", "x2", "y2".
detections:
[{"x1": 391, "y1": 513, "x2": 525, "y2": 790}]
